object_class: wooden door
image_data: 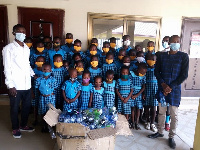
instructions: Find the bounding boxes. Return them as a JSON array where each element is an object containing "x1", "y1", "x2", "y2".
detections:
[
  {"x1": 18, "y1": 7, "x2": 65, "y2": 44},
  {"x1": 0, "y1": 6, "x2": 8, "y2": 94},
  {"x1": 181, "y1": 18, "x2": 200, "y2": 97}
]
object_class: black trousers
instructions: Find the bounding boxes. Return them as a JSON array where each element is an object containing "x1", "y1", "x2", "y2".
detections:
[{"x1": 9, "y1": 89, "x2": 31, "y2": 130}]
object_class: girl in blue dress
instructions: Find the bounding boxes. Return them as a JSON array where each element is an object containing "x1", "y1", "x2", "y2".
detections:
[
  {"x1": 103, "y1": 70, "x2": 116, "y2": 109},
  {"x1": 99, "y1": 41, "x2": 110, "y2": 67},
  {"x1": 89, "y1": 76, "x2": 104, "y2": 109},
  {"x1": 75, "y1": 60, "x2": 84, "y2": 83},
  {"x1": 130, "y1": 63, "x2": 147, "y2": 130},
  {"x1": 116, "y1": 66, "x2": 133, "y2": 120},
  {"x1": 85, "y1": 44, "x2": 98, "y2": 68},
  {"x1": 79, "y1": 70, "x2": 93, "y2": 110}
]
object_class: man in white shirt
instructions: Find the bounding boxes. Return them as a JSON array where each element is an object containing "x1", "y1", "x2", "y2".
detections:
[{"x1": 2, "y1": 24, "x2": 35, "y2": 138}]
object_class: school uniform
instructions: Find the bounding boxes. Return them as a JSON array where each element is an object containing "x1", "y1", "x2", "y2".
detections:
[
  {"x1": 35, "y1": 76, "x2": 58, "y2": 115},
  {"x1": 102, "y1": 63, "x2": 117, "y2": 79},
  {"x1": 103, "y1": 81, "x2": 116, "y2": 108},
  {"x1": 99, "y1": 53, "x2": 106, "y2": 68},
  {"x1": 86, "y1": 49, "x2": 102, "y2": 56},
  {"x1": 30, "y1": 47, "x2": 36, "y2": 57},
  {"x1": 144, "y1": 51, "x2": 155, "y2": 56},
  {"x1": 116, "y1": 46, "x2": 132, "y2": 53},
  {"x1": 116, "y1": 78, "x2": 133, "y2": 114},
  {"x1": 62, "y1": 80, "x2": 81, "y2": 111},
  {"x1": 67, "y1": 51, "x2": 86, "y2": 62},
  {"x1": 130, "y1": 71, "x2": 146, "y2": 109},
  {"x1": 88, "y1": 67, "x2": 102, "y2": 83},
  {"x1": 79, "y1": 83, "x2": 93, "y2": 110},
  {"x1": 30, "y1": 53, "x2": 46, "y2": 68},
  {"x1": 77, "y1": 74, "x2": 83, "y2": 84},
  {"x1": 91, "y1": 87, "x2": 104, "y2": 109},
  {"x1": 61, "y1": 44, "x2": 74, "y2": 53}
]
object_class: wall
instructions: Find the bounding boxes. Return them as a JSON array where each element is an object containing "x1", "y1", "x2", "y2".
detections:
[{"x1": 1, "y1": 0, "x2": 200, "y2": 50}]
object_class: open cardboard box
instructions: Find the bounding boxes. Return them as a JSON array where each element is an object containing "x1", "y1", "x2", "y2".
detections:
[{"x1": 44, "y1": 104, "x2": 133, "y2": 150}]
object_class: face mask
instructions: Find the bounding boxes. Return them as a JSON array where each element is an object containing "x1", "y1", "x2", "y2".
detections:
[
  {"x1": 25, "y1": 43, "x2": 32, "y2": 48},
  {"x1": 66, "y1": 39, "x2": 73, "y2": 44},
  {"x1": 136, "y1": 57, "x2": 145, "y2": 63},
  {"x1": 92, "y1": 43, "x2": 98, "y2": 47},
  {"x1": 139, "y1": 73, "x2": 145, "y2": 76},
  {"x1": 76, "y1": 67, "x2": 84, "y2": 72},
  {"x1": 102, "y1": 48, "x2": 109, "y2": 53},
  {"x1": 37, "y1": 47, "x2": 45, "y2": 52},
  {"x1": 15, "y1": 33, "x2": 26, "y2": 42},
  {"x1": 106, "y1": 78, "x2": 113, "y2": 82},
  {"x1": 130, "y1": 56, "x2": 136, "y2": 60},
  {"x1": 162, "y1": 42, "x2": 169, "y2": 49},
  {"x1": 110, "y1": 43, "x2": 116, "y2": 48},
  {"x1": 90, "y1": 51, "x2": 97, "y2": 55},
  {"x1": 83, "y1": 78, "x2": 90, "y2": 84},
  {"x1": 123, "y1": 40, "x2": 130, "y2": 46},
  {"x1": 35, "y1": 62, "x2": 44, "y2": 67},
  {"x1": 70, "y1": 77, "x2": 77, "y2": 82},
  {"x1": 43, "y1": 72, "x2": 51, "y2": 77},
  {"x1": 74, "y1": 46, "x2": 81, "y2": 51},
  {"x1": 106, "y1": 59, "x2": 113, "y2": 64},
  {"x1": 170, "y1": 43, "x2": 180, "y2": 51},
  {"x1": 54, "y1": 62, "x2": 63, "y2": 68},
  {"x1": 118, "y1": 56, "x2": 124, "y2": 60},
  {"x1": 121, "y1": 74, "x2": 129, "y2": 79},
  {"x1": 54, "y1": 42, "x2": 60, "y2": 47},
  {"x1": 91, "y1": 61, "x2": 98, "y2": 67},
  {"x1": 123, "y1": 63, "x2": 130, "y2": 66},
  {"x1": 147, "y1": 60, "x2": 156, "y2": 66},
  {"x1": 147, "y1": 46, "x2": 154, "y2": 51}
]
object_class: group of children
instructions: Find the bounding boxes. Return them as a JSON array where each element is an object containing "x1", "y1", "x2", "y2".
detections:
[{"x1": 26, "y1": 34, "x2": 169, "y2": 132}]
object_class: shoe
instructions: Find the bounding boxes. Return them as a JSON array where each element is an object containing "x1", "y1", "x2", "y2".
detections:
[
  {"x1": 20, "y1": 126, "x2": 35, "y2": 132},
  {"x1": 148, "y1": 132, "x2": 164, "y2": 139},
  {"x1": 150, "y1": 124, "x2": 158, "y2": 132},
  {"x1": 169, "y1": 138, "x2": 176, "y2": 149},
  {"x1": 135, "y1": 124, "x2": 141, "y2": 130},
  {"x1": 145, "y1": 122, "x2": 150, "y2": 130},
  {"x1": 12, "y1": 129, "x2": 21, "y2": 138},
  {"x1": 165, "y1": 123, "x2": 170, "y2": 131}
]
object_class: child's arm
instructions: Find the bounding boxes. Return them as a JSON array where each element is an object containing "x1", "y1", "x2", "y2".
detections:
[
  {"x1": 88, "y1": 93, "x2": 93, "y2": 108},
  {"x1": 132, "y1": 84, "x2": 145, "y2": 99},
  {"x1": 124, "y1": 89, "x2": 133, "y2": 103},
  {"x1": 62, "y1": 90, "x2": 69, "y2": 103},
  {"x1": 69, "y1": 91, "x2": 80, "y2": 103},
  {"x1": 116, "y1": 88, "x2": 124, "y2": 102}
]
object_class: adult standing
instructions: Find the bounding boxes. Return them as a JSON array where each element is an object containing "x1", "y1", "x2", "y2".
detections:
[
  {"x1": 148, "y1": 35, "x2": 189, "y2": 149},
  {"x1": 2, "y1": 24, "x2": 35, "y2": 138}
]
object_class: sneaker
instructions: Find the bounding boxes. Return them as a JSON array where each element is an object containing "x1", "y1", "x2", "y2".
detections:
[
  {"x1": 168, "y1": 138, "x2": 176, "y2": 149},
  {"x1": 151, "y1": 124, "x2": 158, "y2": 132},
  {"x1": 12, "y1": 129, "x2": 21, "y2": 138},
  {"x1": 20, "y1": 126, "x2": 35, "y2": 132},
  {"x1": 135, "y1": 123, "x2": 141, "y2": 130},
  {"x1": 165, "y1": 123, "x2": 170, "y2": 131},
  {"x1": 145, "y1": 122, "x2": 150, "y2": 130}
]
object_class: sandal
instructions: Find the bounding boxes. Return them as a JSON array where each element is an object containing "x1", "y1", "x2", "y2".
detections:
[{"x1": 135, "y1": 123, "x2": 141, "y2": 130}]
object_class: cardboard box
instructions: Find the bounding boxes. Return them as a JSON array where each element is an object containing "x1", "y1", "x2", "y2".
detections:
[{"x1": 44, "y1": 104, "x2": 133, "y2": 150}]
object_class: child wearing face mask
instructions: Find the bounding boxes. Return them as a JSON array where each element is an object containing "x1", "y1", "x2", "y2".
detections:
[
  {"x1": 143, "y1": 54, "x2": 158, "y2": 132},
  {"x1": 89, "y1": 76, "x2": 104, "y2": 109},
  {"x1": 116, "y1": 35, "x2": 132, "y2": 53},
  {"x1": 43, "y1": 36, "x2": 52, "y2": 53},
  {"x1": 85, "y1": 44, "x2": 98, "y2": 68},
  {"x1": 24, "y1": 37, "x2": 35, "y2": 57},
  {"x1": 132, "y1": 51, "x2": 146, "y2": 71},
  {"x1": 52, "y1": 54, "x2": 68, "y2": 109},
  {"x1": 30, "y1": 41, "x2": 46, "y2": 68},
  {"x1": 63, "y1": 60, "x2": 70, "y2": 77},
  {"x1": 62, "y1": 68, "x2": 81, "y2": 111},
  {"x1": 79, "y1": 70, "x2": 93, "y2": 110},
  {"x1": 88, "y1": 55, "x2": 102, "y2": 83},
  {"x1": 86, "y1": 38, "x2": 102, "y2": 56},
  {"x1": 46, "y1": 37, "x2": 66, "y2": 67},
  {"x1": 99, "y1": 41, "x2": 110, "y2": 67},
  {"x1": 75, "y1": 60, "x2": 84, "y2": 84},
  {"x1": 103, "y1": 70, "x2": 116, "y2": 109},
  {"x1": 129, "y1": 49, "x2": 137, "y2": 64},
  {"x1": 115, "y1": 49, "x2": 126, "y2": 68},
  {"x1": 116, "y1": 66, "x2": 133, "y2": 121},
  {"x1": 61, "y1": 33, "x2": 74, "y2": 53},
  {"x1": 117, "y1": 56, "x2": 131, "y2": 76},
  {"x1": 130, "y1": 63, "x2": 147, "y2": 130},
  {"x1": 145, "y1": 41, "x2": 155, "y2": 56}
]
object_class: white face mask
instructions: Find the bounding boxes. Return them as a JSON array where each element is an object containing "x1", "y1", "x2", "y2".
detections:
[
  {"x1": 123, "y1": 40, "x2": 131, "y2": 46},
  {"x1": 123, "y1": 63, "x2": 130, "y2": 66},
  {"x1": 70, "y1": 77, "x2": 77, "y2": 82},
  {"x1": 136, "y1": 57, "x2": 145, "y2": 63},
  {"x1": 15, "y1": 33, "x2": 26, "y2": 42},
  {"x1": 162, "y1": 42, "x2": 169, "y2": 49}
]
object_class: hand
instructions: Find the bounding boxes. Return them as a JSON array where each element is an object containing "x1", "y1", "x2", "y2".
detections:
[
  {"x1": 65, "y1": 98, "x2": 70, "y2": 103},
  {"x1": 161, "y1": 83, "x2": 172, "y2": 94},
  {"x1": 120, "y1": 97, "x2": 125, "y2": 102},
  {"x1": 123, "y1": 97, "x2": 129, "y2": 103},
  {"x1": 142, "y1": 94, "x2": 146, "y2": 100},
  {"x1": 34, "y1": 75, "x2": 38, "y2": 79},
  {"x1": 131, "y1": 94, "x2": 138, "y2": 100},
  {"x1": 163, "y1": 91, "x2": 168, "y2": 96},
  {"x1": 9, "y1": 87, "x2": 17, "y2": 97}
]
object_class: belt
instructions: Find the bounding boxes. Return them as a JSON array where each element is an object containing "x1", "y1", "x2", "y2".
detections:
[{"x1": 42, "y1": 93, "x2": 54, "y2": 97}]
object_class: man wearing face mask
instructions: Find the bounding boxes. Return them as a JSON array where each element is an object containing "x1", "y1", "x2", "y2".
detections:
[
  {"x1": 148, "y1": 35, "x2": 189, "y2": 149},
  {"x1": 117, "y1": 35, "x2": 132, "y2": 53},
  {"x1": 2, "y1": 24, "x2": 35, "y2": 138}
]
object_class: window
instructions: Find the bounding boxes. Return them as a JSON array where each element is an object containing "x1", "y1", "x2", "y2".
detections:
[{"x1": 88, "y1": 13, "x2": 161, "y2": 51}]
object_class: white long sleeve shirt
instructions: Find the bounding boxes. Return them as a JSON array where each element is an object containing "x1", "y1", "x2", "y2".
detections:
[{"x1": 2, "y1": 40, "x2": 35, "y2": 90}]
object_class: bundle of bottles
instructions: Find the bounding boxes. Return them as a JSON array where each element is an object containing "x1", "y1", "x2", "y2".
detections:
[{"x1": 58, "y1": 107, "x2": 118, "y2": 130}]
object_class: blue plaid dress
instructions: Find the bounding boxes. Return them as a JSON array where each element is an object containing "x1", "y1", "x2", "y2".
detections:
[
  {"x1": 67, "y1": 51, "x2": 86, "y2": 62},
  {"x1": 99, "y1": 54, "x2": 106, "y2": 68},
  {"x1": 79, "y1": 83, "x2": 93, "y2": 110},
  {"x1": 77, "y1": 74, "x2": 83, "y2": 84},
  {"x1": 52, "y1": 67, "x2": 67, "y2": 106},
  {"x1": 35, "y1": 76, "x2": 58, "y2": 115},
  {"x1": 103, "y1": 81, "x2": 116, "y2": 109},
  {"x1": 144, "y1": 68, "x2": 158, "y2": 106},
  {"x1": 62, "y1": 80, "x2": 81, "y2": 111},
  {"x1": 130, "y1": 71, "x2": 146, "y2": 109},
  {"x1": 102, "y1": 63, "x2": 117, "y2": 79},
  {"x1": 30, "y1": 53, "x2": 46, "y2": 68},
  {"x1": 61, "y1": 44, "x2": 74, "y2": 53},
  {"x1": 91, "y1": 87, "x2": 104, "y2": 109},
  {"x1": 88, "y1": 67, "x2": 102, "y2": 83},
  {"x1": 116, "y1": 78, "x2": 133, "y2": 114}
]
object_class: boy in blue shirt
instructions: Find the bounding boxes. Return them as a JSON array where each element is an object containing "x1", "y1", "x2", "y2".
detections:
[
  {"x1": 61, "y1": 33, "x2": 74, "y2": 53},
  {"x1": 116, "y1": 35, "x2": 132, "y2": 53},
  {"x1": 43, "y1": 36, "x2": 52, "y2": 53},
  {"x1": 86, "y1": 38, "x2": 102, "y2": 56}
]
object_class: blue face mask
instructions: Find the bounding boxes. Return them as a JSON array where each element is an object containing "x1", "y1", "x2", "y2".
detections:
[
  {"x1": 121, "y1": 75, "x2": 129, "y2": 79},
  {"x1": 43, "y1": 72, "x2": 51, "y2": 77},
  {"x1": 162, "y1": 42, "x2": 169, "y2": 49},
  {"x1": 15, "y1": 33, "x2": 26, "y2": 42},
  {"x1": 170, "y1": 43, "x2": 180, "y2": 51}
]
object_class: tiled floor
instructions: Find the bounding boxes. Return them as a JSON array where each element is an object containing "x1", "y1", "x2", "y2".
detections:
[{"x1": 0, "y1": 96, "x2": 198, "y2": 150}]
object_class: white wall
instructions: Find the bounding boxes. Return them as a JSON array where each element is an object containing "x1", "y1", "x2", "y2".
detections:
[{"x1": 1, "y1": 0, "x2": 200, "y2": 50}]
